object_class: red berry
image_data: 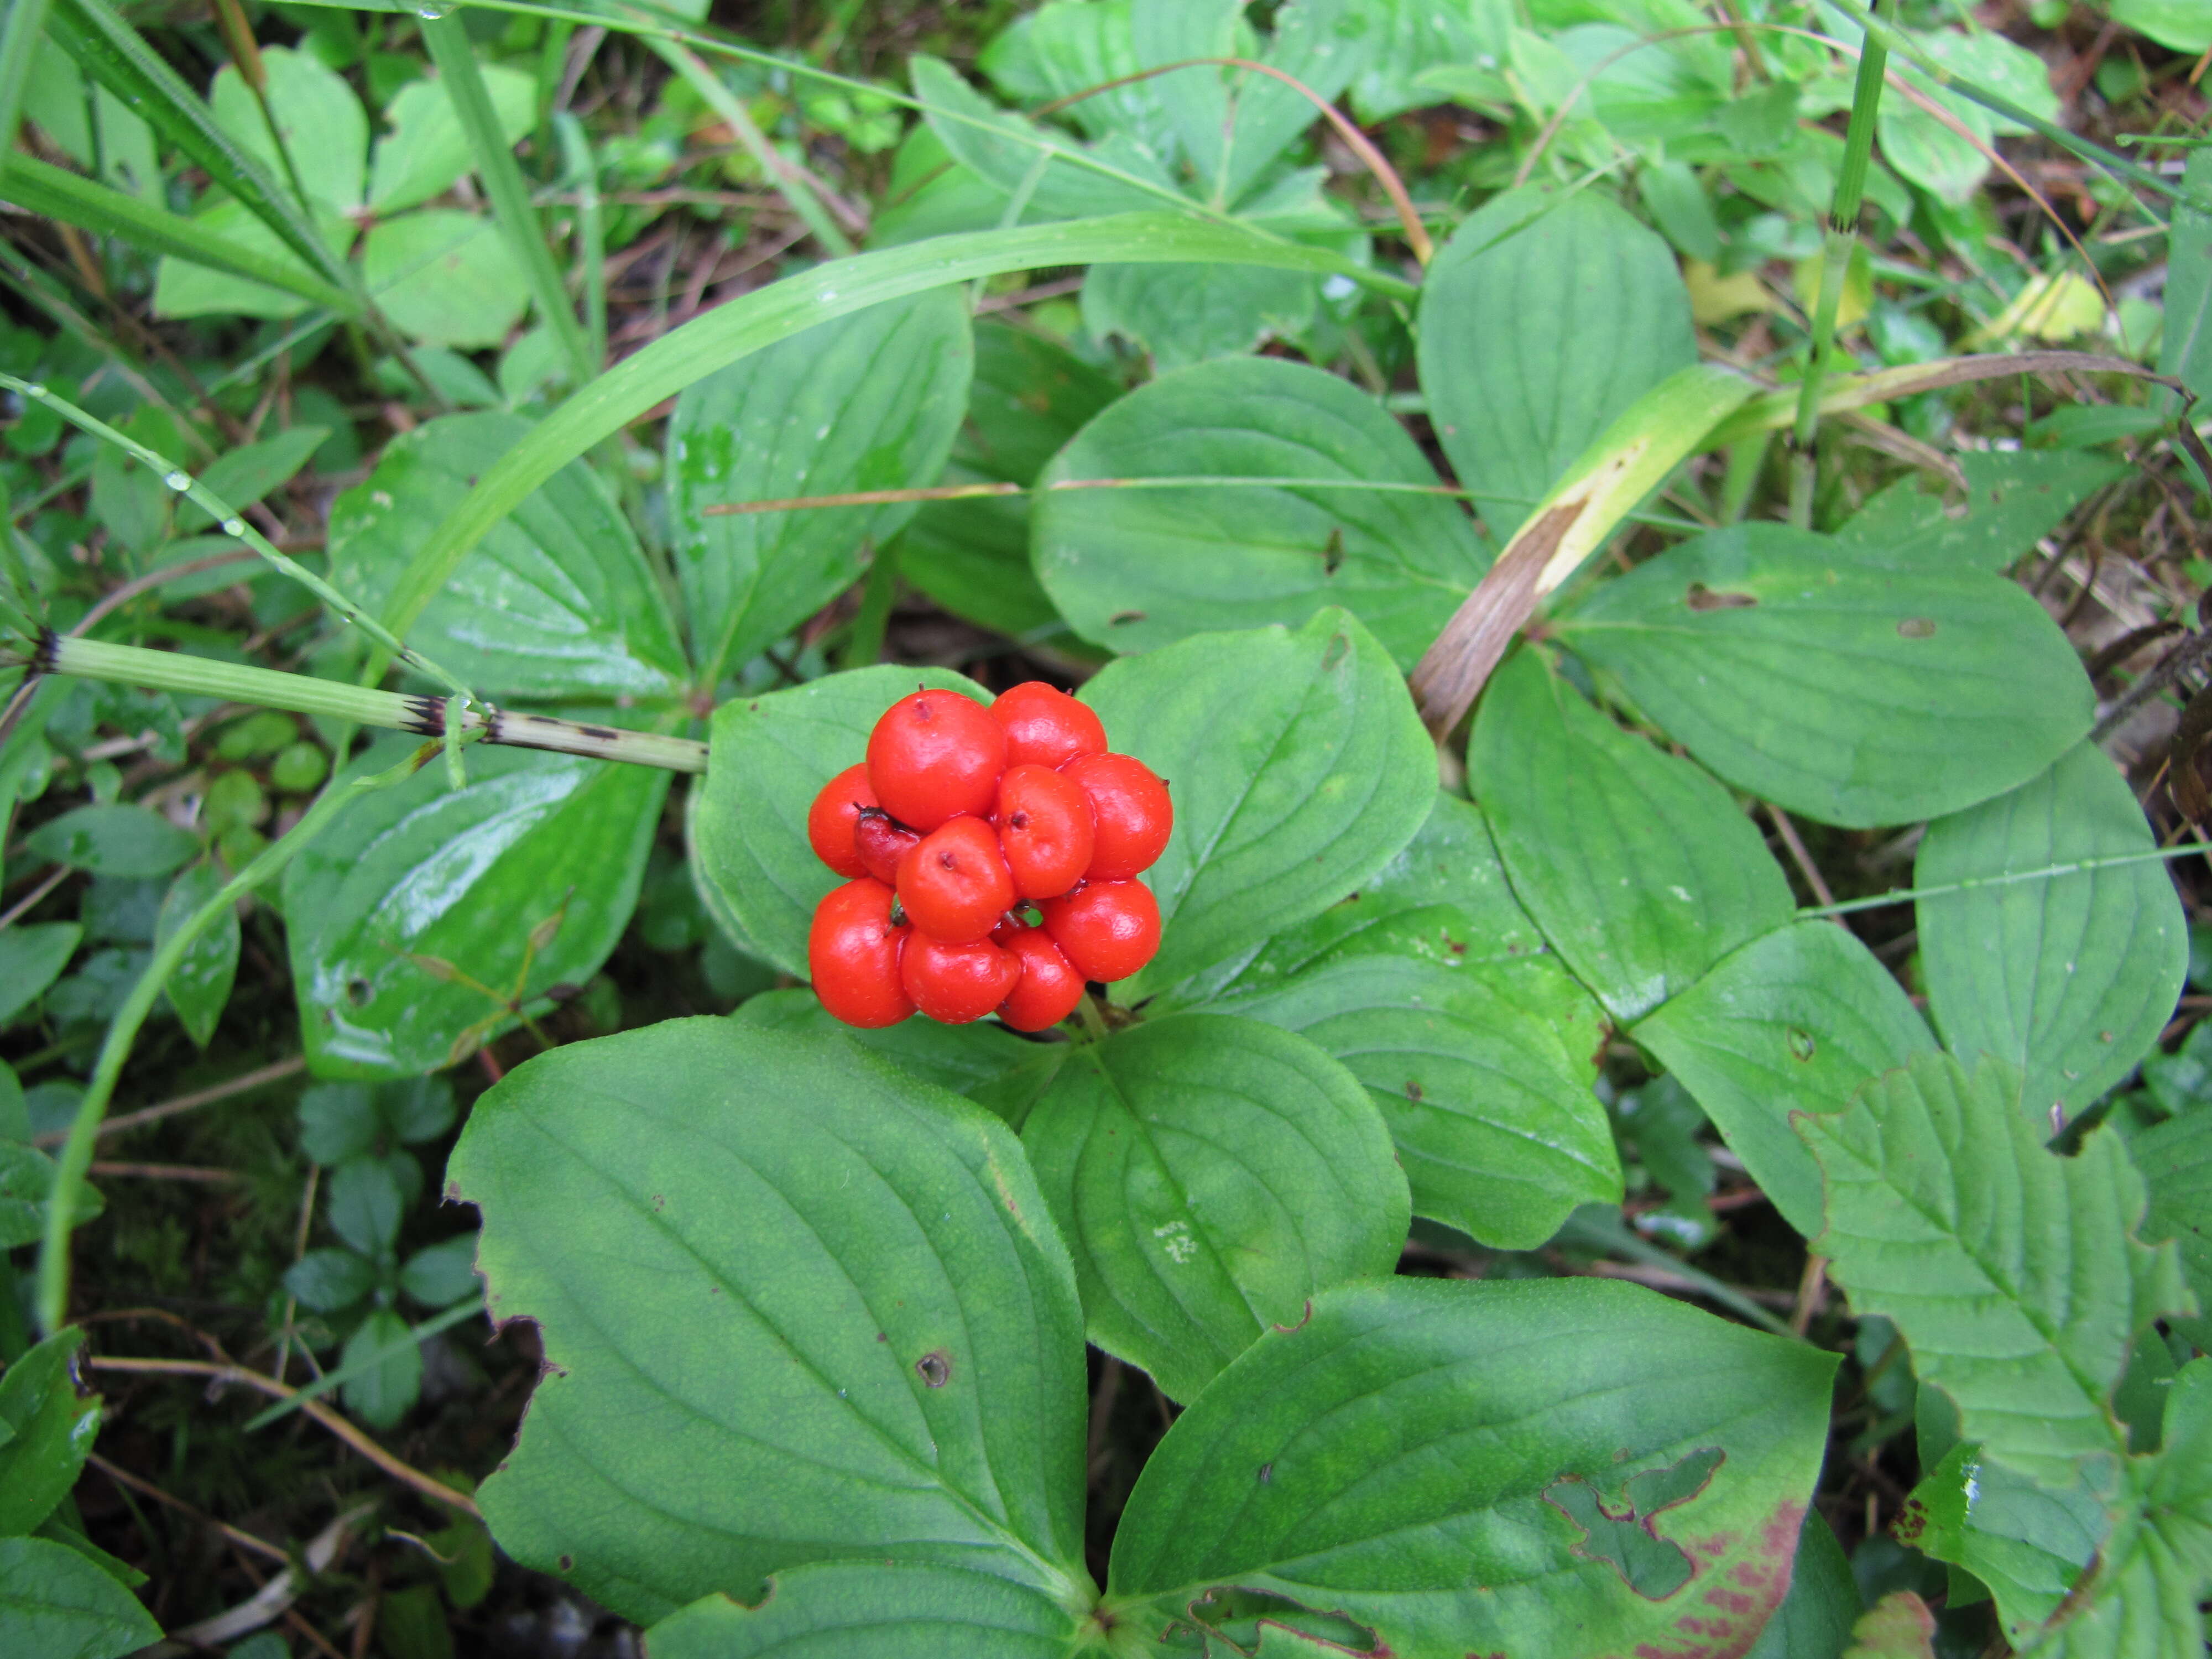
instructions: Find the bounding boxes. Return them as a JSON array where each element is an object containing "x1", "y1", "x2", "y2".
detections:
[
  {"x1": 896, "y1": 816, "x2": 1017, "y2": 945},
  {"x1": 853, "y1": 807, "x2": 920, "y2": 888},
  {"x1": 990, "y1": 681, "x2": 1107, "y2": 770},
  {"x1": 1040, "y1": 879, "x2": 1160, "y2": 983},
  {"x1": 901, "y1": 935, "x2": 1020, "y2": 1024},
  {"x1": 808, "y1": 879, "x2": 914, "y2": 1029},
  {"x1": 806, "y1": 764, "x2": 878, "y2": 879},
  {"x1": 1062, "y1": 753, "x2": 1172, "y2": 880},
  {"x1": 995, "y1": 764, "x2": 1095, "y2": 900},
  {"x1": 996, "y1": 926, "x2": 1085, "y2": 1032},
  {"x1": 867, "y1": 690, "x2": 1005, "y2": 831}
]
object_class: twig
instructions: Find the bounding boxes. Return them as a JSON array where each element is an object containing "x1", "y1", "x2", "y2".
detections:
[
  {"x1": 0, "y1": 863, "x2": 70, "y2": 929},
  {"x1": 2092, "y1": 628, "x2": 2212, "y2": 744},
  {"x1": 85, "y1": 1356, "x2": 480, "y2": 1516},
  {"x1": 1766, "y1": 804, "x2": 1839, "y2": 914},
  {"x1": 1791, "y1": 1255, "x2": 1829, "y2": 1336},
  {"x1": 87, "y1": 1161, "x2": 243, "y2": 1183},
  {"x1": 32, "y1": 1056, "x2": 306, "y2": 1149},
  {"x1": 86, "y1": 1451, "x2": 287, "y2": 1564}
]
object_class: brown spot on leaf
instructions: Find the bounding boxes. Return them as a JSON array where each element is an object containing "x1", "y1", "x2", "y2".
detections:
[
  {"x1": 1109, "y1": 610, "x2": 1146, "y2": 625},
  {"x1": 1406, "y1": 1080, "x2": 1425, "y2": 1102},
  {"x1": 1686, "y1": 583, "x2": 1758, "y2": 612},
  {"x1": 1897, "y1": 617, "x2": 1937, "y2": 638},
  {"x1": 916, "y1": 1349, "x2": 951, "y2": 1387}
]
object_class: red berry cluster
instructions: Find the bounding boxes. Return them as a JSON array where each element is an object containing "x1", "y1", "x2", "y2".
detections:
[{"x1": 805, "y1": 683, "x2": 1171, "y2": 1031}]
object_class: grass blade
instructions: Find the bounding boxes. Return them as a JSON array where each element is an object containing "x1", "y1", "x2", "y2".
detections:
[
  {"x1": 47, "y1": 0, "x2": 354, "y2": 292},
  {"x1": 0, "y1": 0, "x2": 54, "y2": 158},
  {"x1": 370, "y1": 211, "x2": 1370, "y2": 665},
  {"x1": 419, "y1": 13, "x2": 596, "y2": 386},
  {"x1": 1, "y1": 153, "x2": 359, "y2": 315}
]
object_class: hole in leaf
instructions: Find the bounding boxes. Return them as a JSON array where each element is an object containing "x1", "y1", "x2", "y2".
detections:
[
  {"x1": 1787, "y1": 1027, "x2": 1817, "y2": 1062},
  {"x1": 346, "y1": 978, "x2": 373, "y2": 1008},
  {"x1": 915, "y1": 1349, "x2": 951, "y2": 1387},
  {"x1": 1685, "y1": 583, "x2": 1757, "y2": 611},
  {"x1": 1545, "y1": 1444, "x2": 1725, "y2": 1600}
]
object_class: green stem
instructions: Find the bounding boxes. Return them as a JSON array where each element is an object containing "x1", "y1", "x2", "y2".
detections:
[
  {"x1": 1788, "y1": 0, "x2": 1890, "y2": 530},
  {"x1": 242, "y1": 1299, "x2": 482, "y2": 1430},
  {"x1": 421, "y1": 14, "x2": 597, "y2": 388},
  {"x1": 0, "y1": 373, "x2": 478, "y2": 703},
  {"x1": 554, "y1": 111, "x2": 607, "y2": 369},
  {"x1": 30, "y1": 634, "x2": 709, "y2": 772},
  {"x1": 36, "y1": 743, "x2": 442, "y2": 1334},
  {"x1": 1797, "y1": 844, "x2": 2210, "y2": 919}
]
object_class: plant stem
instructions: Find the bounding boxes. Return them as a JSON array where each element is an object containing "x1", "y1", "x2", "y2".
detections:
[
  {"x1": 837, "y1": 542, "x2": 899, "y2": 670},
  {"x1": 1798, "y1": 843, "x2": 2210, "y2": 919},
  {"x1": 1789, "y1": 0, "x2": 1892, "y2": 530},
  {"x1": 0, "y1": 0, "x2": 54, "y2": 160},
  {"x1": 420, "y1": 14, "x2": 598, "y2": 388},
  {"x1": 37, "y1": 743, "x2": 443, "y2": 1335},
  {"x1": 26, "y1": 634, "x2": 709, "y2": 773},
  {"x1": 243, "y1": 1300, "x2": 482, "y2": 1431},
  {"x1": 555, "y1": 112, "x2": 608, "y2": 368}
]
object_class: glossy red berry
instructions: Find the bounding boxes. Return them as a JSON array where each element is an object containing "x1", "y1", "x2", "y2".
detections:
[
  {"x1": 995, "y1": 764, "x2": 1095, "y2": 900},
  {"x1": 1062, "y1": 753, "x2": 1172, "y2": 881},
  {"x1": 1040, "y1": 879, "x2": 1160, "y2": 983},
  {"x1": 901, "y1": 935, "x2": 1020, "y2": 1025},
  {"x1": 990, "y1": 681, "x2": 1107, "y2": 771},
  {"x1": 995, "y1": 925, "x2": 1085, "y2": 1032},
  {"x1": 808, "y1": 878, "x2": 913, "y2": 1029},
  {"x1": 896, "y1": 816, "x2": 1016, "y2": 945},
  {"x1": 867, "y1": 691, "x2": 1005, "y2": 831},
  {"x1": 853, "y1": 807, "x2": 920, "y2": 888},
  {"x1": 806, "y1": 764, "x2": 878, "y2": 879}
]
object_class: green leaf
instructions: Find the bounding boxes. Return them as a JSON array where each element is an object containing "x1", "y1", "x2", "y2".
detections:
[
  {"x1": 1348, "y1": 0, "x2": 1509, "y2": 121},
  {"x1": 381, "y1": 1076, "x2": 456, "y2": 1144},
  {"x1": 297, "y1": 1082, "x2": 378, "y2": 1166},
  {"x1": 645, "y1": 1562, "x2": 1082, "y2": 1659},
  {"x1": 369, "y1": 63, "x2": 535, "y2": 214},
  {"x1": 0, "y1": 1536, "x2": 159, "y2": 1659},
  {"x1": 447, "y1": 1018, "x2": 1091, "y2": 1625},
  {"x1": 48, "y1": 0, "x2": 350, "y2": 290},
  {"x1": 284, "y1": 1246, "x2": 375, "y2": 1313},
  {"x1": 1798, "y1": 1052, "x2": 2190, "y2": 1488},
  {"x1": 910, "y1": 54, "x2": 1173, "y2": 222},
  {"x1": 399, "y1": 1234, "x2": 480, "y2": 1308},
  {"x1": 1417, "y1": 187, "x2": 1694, "y2": 533},
  {"x1": 155, "y1": 860, "x2": 238, "y2": 1047},
  {"x1": 1748, "y1": 1512, "x2": 1866, "y2": 1659},
  {"x1": 209, "y1": 46, "x2": 367, "y2": 212},
  {"x1": 1032, "y1": 357, "x2": 1488, "y2": 669},
  {"x1": 0, "y1": 1327, "x2": 100, "y2": 1535},
  {"x1": 1079, "y1": 608, "x2": 1435, "y2": 989},
  {"x1": 26, "y1": 804, "x2": 197, "y2": 879},
  {"x1": 328, "y1": 413, "x2": 685, "y2": 701},
  {"x1": 340, "y1": 1306, "x2": 421, "y2": 1430},
  {"x1": 729, "y1": 987, "x2": 1036, "y2": 1100},
  {"x1": 666, "y1": 289, "x2": 972, "y2": 684},
  {"x1": 1635, "y1": 920, "x2": 1937, "y2": 1238},
  {"x1": 152, "y1": 196, "x2": 352, "y2": 321},
  {"x1": 0, "y1": 923, "x2": 81, "y2": 1026},
  {"x1": 691, "y1": 665, "x2": 990, "y2": 978},
  {"x1": 1107, "y1": 1276, "x2": 1838, "y2": 1657},
  {"x1": 177, "y1": 424, "x2": 328, "y2": 533},
  {"x1": 1896, "y1": 1441, "x2": 2102, "y2": 1638},
  {"x1": 2133, "y1": 1110, "x2": 2212, "y2": 1352},
  {"x1": 1079, "y1": 260, "x2": 1318, "y2": 370},
  {"x1": 362, "y1": 211, "x2": 529, "y2": 348},
  {"x1": 327, "y1": 1154, "x2": 405, "y2": 1256},
  {"x1": 1019, "y1": 1013, "x2": 1407, "y2": 1403},
  {"x1": 1559, "y1": 524, "x2": 2094, "y2": 827},
  {"x1": 1210, "y1": 954, "x2": 1619, "y2": 1249},
  {"x1": 0, "y1": 1142, "x2": 101, "y2": 1251},
  {"x1": 283, "y1": 738, "x2": 667, "y2": 1078},
  {"x1": 1838, "y1": 1592, "x2": 1940, "y2": 1659},
  {"x1": 1918, "y1": 742, "x2": 2185, "y2": 1120},
  {"x1": 1833, "y1": 451, "x2": 2129, "y2": 572},
  {"x1": 1469, "y1": 650, "x2": 1793, "y2": 1022},
  {"x1": 2161, "y1": 148, "x2": 2212, "y2": 408},
  {"x1": 377, "y1": 214, "x2": 1383, "y2": 654}
]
